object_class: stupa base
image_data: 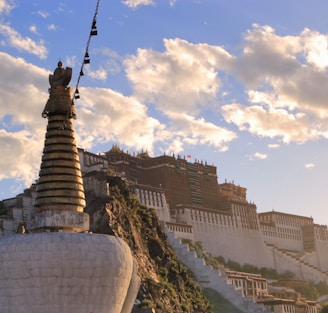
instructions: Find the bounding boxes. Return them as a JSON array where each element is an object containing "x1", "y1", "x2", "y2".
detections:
[
  {"x1": 0, "y1": 232, "x2": 136, "y2": 313},
  {"x1": 29, "y1": 209, "x2": 89, "y2": 232}
]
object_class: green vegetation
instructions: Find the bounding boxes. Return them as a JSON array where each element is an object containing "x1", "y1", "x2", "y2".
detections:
[{"x1": 203, "y1": 288, "x2": 244, "y2": 313}]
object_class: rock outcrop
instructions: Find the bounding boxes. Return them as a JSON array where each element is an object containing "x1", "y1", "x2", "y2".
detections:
[{"x1": 85, "y1": 178, "x2": 212, "y2": 313}]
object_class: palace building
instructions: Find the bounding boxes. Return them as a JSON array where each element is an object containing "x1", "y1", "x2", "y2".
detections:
[
  {"x1": 76, "y1": 146, "x2": 328, "y2": 283},
  {"x1": 2, "y1": 146, "x2": 328, "y2": 285}
]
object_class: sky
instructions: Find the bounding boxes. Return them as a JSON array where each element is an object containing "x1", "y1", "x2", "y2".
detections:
[{"x1": 1, "y1": 0, "x2": 328, "y2": 225}]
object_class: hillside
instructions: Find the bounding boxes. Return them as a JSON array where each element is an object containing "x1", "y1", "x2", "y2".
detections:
[{"x1": 84, "y1": 176, "x2": 213, "y2": 313}]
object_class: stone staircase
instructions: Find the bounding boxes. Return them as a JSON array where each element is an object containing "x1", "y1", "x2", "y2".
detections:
[
  {"x1": 165, "y1": 228, "x2": 269, "y2": 313},
  {"x1": 267, "y1": 243, "x2": 328, "y2": 283}
]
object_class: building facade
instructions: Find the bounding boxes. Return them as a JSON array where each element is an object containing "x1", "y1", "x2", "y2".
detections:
[{"x1": 1, "y1": 147, "x2": 328, "y2": 284}]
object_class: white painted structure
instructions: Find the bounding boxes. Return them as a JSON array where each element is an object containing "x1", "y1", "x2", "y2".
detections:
[
  {"x1": 0, "y1": 232, "x2": 137, "y2": 313},
  {"x1": 132, "y1": 184, "x2": 171, "y2": 223},
  {"x1": 174, "y1": 204, "x2": 275, "y2": 269}
]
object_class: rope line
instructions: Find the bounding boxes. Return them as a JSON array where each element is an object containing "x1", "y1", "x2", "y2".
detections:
[{"x1": 72, "y1": 0, "x2": 101, "y2": 102}]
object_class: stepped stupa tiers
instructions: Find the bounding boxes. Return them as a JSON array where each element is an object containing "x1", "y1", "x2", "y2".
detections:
[
  {"x1": 0, "y1": 62, "x2": 139, "y2": 313},
  {"x1": 31, "y1": 61, "x2": 88, "y2": 232}
]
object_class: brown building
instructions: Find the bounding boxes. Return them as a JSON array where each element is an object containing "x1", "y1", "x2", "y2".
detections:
[{"x1": 105, "y1": 146, "x2": 219, "y2": 214}]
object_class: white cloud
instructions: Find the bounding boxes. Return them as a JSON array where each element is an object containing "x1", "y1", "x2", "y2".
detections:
[
  {"x1": 305, "y1": 163, "x2": 315, "y2": 169},
  {"x1": 65, "y1": 55, "x2": 77, "y2": 68},
  {"x1": 0, "y1": 52, "x2": 49, "y2": 185},
  {"x1": 238, "y1": 25, "x2": 328, "y2": 119},
  {"x1": 29, "y1": 25, "x2": 38, "y2": 35},
  {"x1": 122, "y1": 38, "x2": 238, "y2": 152},
  {"x1": 216, "y1": 24, "x2": 328, "y2": 143},
  {"x1": 0, "y1": 52, "x2": 49, "y2": 123},
  {"x1": 125, "y1": 38, "x2": 233, "y2": 115},
  {"x1": 122, "y1": 0, "x2": 155, "y2": 9},
  {"x1": 234, "y1": 24, "x2": 301, "y2": 88},
  {"x1": 122, "y1": 30, "x2": 328, "y2": 148},
  {"x1": 301, "y1": 28, "x2": 328, "y2": 70},
  {"x1": 221, "y1": 103, "x2": 328, "y2": 143},
  {"x1": 0, "y1": 24, "x2": 48, "y2": 59},
  {"x1": 75, "y1": 26, "x2": 328, "y2": 152},
  {"x1": 268, "y1": 144, "x2": 280, "y2": 149},
  {"x1": 0, "y1": 50, "x2": 236, "y2": 189},
  {"x1": 0, "y1": 0, "x2": 13, "y2": 15},
  {"x1": 74, "y1": 87, "x2": 164, "y2": 153},
  {"x1": 87, "y1": 67, "x2": 108, "y2": 81},
  {"x1": 248, "y1": 90, "x2": 297, "y2": 111},
  {"x1": 48, "y1": 24, "x2": 57, "y2": 31},
  {"x1": 36, "y1": 10, "x2": 49, "y2": 19},
  {"x1": 4, "y1": 20, "x2": 328, "y2": 190},
  {"x1": 72, "y1": 86, "x2": 237, "y2": 155},
  {"x1": 164, "y1": 137, "x2": 184, "y2": 155},
  {"x1": 97, "y1": 48, "x2": 122, "y2": 75},
  {"x1": 249, "y1": 152, "x2": 267, "y2": 160},
  {"x1": 0, "y1": 130, "x2": 41, "y2": 183},
  {"x1": 166, "y1": 113, "x2": 237, "y2": 152}
]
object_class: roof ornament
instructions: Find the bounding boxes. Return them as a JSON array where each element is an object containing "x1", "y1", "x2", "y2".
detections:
[{"x1": 49, "y1": 61, "x2": 72, "y2": 88}]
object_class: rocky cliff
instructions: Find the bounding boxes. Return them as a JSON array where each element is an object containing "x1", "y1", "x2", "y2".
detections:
[{"x1": 84, "y1": 176, "x2": 212, "y2": 313}]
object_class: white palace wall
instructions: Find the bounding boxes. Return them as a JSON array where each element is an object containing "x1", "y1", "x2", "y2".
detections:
[
  {"x1": 173, "y1": 205, "x2": 328, "y2": 283},
  {"x1": 315, "y1": 240, "x2": 328, "y2": 272},
  {"x1": 259, "y1": 212, "x2": 313, "y2": 252},
  {"x1": 260, "y1": 224, "x2": 304, "y2": 252},
  {"x1": 134, "y1": 186, "x2": 171, "y2": 223},
  {"x1": 175, "y1": 206, "x2": 275, "y2": 269}
]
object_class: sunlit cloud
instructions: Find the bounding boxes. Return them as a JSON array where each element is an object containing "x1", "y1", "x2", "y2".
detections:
[
  {"x1": 0, "y1": 0, "x2": 13, "y2": 15},
  {"x1": 301, "y1": 28, "x2": 328, "y2": 70},
  {"x1": 268, "y1": 144, "x2": 280, "y2": 149},
  {"x1": 221, "y1": 103, "x2": 326, "y2": 143},
  {"x1": 87, "y1": 67, "x2": 108, "y2": 81},
  {"x1": 3, "y1": 17, "x2": 328, "y2": 194},
  {"x1": 0, "y1": 52, "x2": 49, "y2": 185},
  {"x1": 305, "y1": 163, "x2": 315, "y2": 169},
  {"x1": 166, "y1": 112, "x2": 237, "y2": 152},
  {"x1": 0, "y1": 24, "x2": 48, "y2": 59},
  {"x1": 125, "y1": 38, "x2": 233, "y2": 115},
  {"x1": 0, "y1": 130, "x2": 42, "y2": 183},
  {"x1": 75, "y1": 87, "x2": 164, "y2": 153},
  {"x1": 249, "y1": 152, "x2": 268, "y2": 160}
]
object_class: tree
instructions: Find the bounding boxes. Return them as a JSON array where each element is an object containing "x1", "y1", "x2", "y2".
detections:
[
  {"x1": 0, "y1": 201, "x2": 7, "y2": 216},
  {"x1": 317, "y1": 281, "x2": 328, "y2": 296}
]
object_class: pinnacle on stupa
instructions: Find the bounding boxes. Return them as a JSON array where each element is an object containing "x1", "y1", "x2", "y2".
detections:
[{"x1": 30, "y1": 62, "x2": 89, "y2": 233}]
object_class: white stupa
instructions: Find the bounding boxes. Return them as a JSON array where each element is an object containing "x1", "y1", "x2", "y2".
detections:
[{"x1": 0, "y1": 63, "x2": 140, "y2": 313}]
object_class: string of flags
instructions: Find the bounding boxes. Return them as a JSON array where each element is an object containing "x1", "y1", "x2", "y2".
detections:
[{"x1": 72, "y1": 0, "x2": 101, "y2": 102}]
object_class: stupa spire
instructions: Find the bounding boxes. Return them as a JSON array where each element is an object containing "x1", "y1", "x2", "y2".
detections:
[{"x1": 30, "y1": 62, "x2": 89, "y2": 233}]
